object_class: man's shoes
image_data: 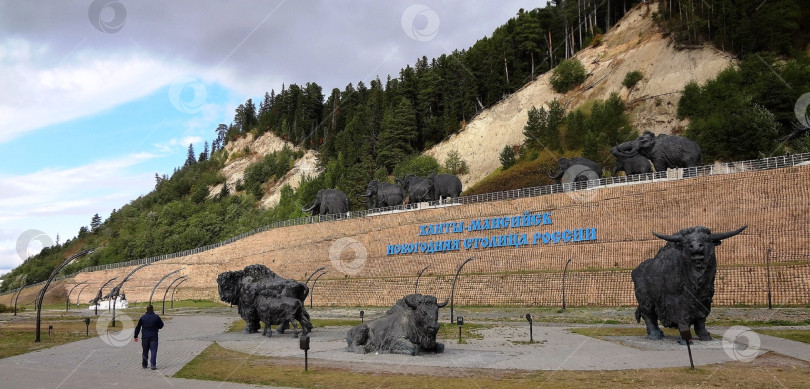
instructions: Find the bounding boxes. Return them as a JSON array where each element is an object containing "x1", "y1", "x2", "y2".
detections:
[
  {"x1": 151, "y1": 366, "x2": 156, "y2": 370},
  {"x1": 142, "y1": 365, "x2": 147, "y2": 369}
]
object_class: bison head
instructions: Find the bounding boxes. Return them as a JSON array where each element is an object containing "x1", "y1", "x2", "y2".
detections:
[
  {"x1": 652, "y1": 226, "x2": 746, "y2": 270},
  {"x1": 216, "y1": 270, "x2": 244, "y2": 305},
  {"x1": 401, "y1": 294, "x2": 448, "y2": 350}
]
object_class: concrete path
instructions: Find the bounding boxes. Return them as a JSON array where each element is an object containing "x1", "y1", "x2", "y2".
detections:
[
  {"x1": 1, "y1": 312, "x2": 808, "y2": 388},
  {"x1": 0, "y1": 313, "x2": 288, "y2": 388}
]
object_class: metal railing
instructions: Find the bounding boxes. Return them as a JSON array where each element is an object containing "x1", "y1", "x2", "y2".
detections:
[{"x1": 16, "y1": 152, "x2": 810, "y2": 287}]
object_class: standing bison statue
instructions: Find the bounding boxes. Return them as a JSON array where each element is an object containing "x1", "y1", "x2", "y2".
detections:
[
  {"x1": 632, "y1": 226, "x2": 746, "y2": 342},
  {"x1": 217, "y1": 264, "x2": 312, "y2": 337},
  {"x1": 346, "y1": 294, "x2": 447, "y2": 355}
]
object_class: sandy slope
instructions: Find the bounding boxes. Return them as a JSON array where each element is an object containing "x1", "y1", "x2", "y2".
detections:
[
  {"x1": 426, "y1": 2, "x2": 735, "y2": 190},
  {"x1": 208, "y1": 132, "x2": 320, "y2": 208}
]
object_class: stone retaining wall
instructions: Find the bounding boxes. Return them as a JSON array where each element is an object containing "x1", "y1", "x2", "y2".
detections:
[{"x1": 6, "y1": 166, "x2": 810, "y2": 308}]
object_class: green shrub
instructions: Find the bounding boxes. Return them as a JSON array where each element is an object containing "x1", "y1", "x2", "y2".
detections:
[
  {"x1": 550, "y1": 59, "x2": 587, "y2": 93},
  {"x1": 392, "y1": 155, "x2": 440, "y2": 178},
  {"x1": 443, "y1": 151, "x2": 469, "y2": 175},
  {"x1": 622, "y1": 70, "x2": 643, "y2": 89}
]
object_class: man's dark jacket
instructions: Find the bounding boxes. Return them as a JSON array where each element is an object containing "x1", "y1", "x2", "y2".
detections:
[{"x1": 134, "y1": 312, "x2": 164, "y2": 338}]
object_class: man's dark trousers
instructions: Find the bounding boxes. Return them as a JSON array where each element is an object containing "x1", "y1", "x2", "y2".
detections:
[{"x1": 141, "y1": 336, "x2": 158, "y2": 368}]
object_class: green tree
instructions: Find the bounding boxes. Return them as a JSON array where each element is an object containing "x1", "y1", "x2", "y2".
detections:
[
  {"x1": 499, "y1": 145, "x2": 516, "y2": 169},
  {"x1": 377, "y1": 98, "x2": 418, "y2": 171},
  {"x1": 185, "y1": 144, "x2": 196, "y2": 167},
  {"x1": 523, "y1": 100, "x2": 564, "y2": 152},
  {"x1": 90, "y1": 214, "x2": 102, "y2": 231}
]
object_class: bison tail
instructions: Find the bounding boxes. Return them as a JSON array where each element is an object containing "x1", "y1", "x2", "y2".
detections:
[{"x1": 634, "y1": 309, "x2": 641, "y2": 323}]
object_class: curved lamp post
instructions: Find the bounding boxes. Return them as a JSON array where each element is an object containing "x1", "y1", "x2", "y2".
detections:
[
  {"x1": 310, "y1": 270, "x2": 327, "y2": 308},
  {"x1": 66, "y1": 281, "x2": 87, "y2": 311},
  {"x1": 170, "y1": 277, "x2": 189, "y2": 309},
  {"x1": 12, "y1": 284, "x2": 27, "y2": 316},
  {"x1": 76, "y1": 284, "x2": 90, "y2": 308},
  {"x1": 449, "y1": 256, "x2": 475, "y2": 324},
  {"x1": 161, "y1": 275, "x2": 187, "y2": 314},
  {"x1": 305, "y1": 266, "x2": 328, "y2": 286},
  {"x1": 561, "y1": 257, "x2": 573, "y2": 312},
  {"x1": 92, "y1": 277, "x2": 119, "y2": 315},
  {"x1": 109, "y1": 263, "x2": 150, "y2": 328},
  {"x1": 414, "y1": 265, "x2": 431, "y2": 294},
  {"x1": 35, "y1": 248, "x2": 94, "y2": 342},
  {"x1": 148, "y1": 268, "x2": 183, "y2": 305}
]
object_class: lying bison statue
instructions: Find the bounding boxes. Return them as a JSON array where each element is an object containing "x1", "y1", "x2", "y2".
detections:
[
  {"x1": 217, "y1": 264, "x2": 312, "y2": 337},
  {"x1": 632, "y1": 225, "x2": 746, "y2": 342},
  {"x1": 346, "y1": 294, "x2": 447, "y2": 355}
]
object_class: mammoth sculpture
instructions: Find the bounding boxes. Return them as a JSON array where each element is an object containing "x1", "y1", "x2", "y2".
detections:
[
  {"x1": 217, "y1": 264, "x2": 312, "y2": 337},
  {"x1": 549, "y1": 157, "x2": 603, "y2": 185},
  {"x1": 632, "y1": 225, "x2": 746, "y2": 342},
  {"x1": 359, "y1": 180, "x2": 406, "y2": 209},
  {"x1": 613, "y1": 131, "x2": 702, "y2": 171},
  {"x1": 346, "y1": 294, "x2": 447, "y2": 355},
  {"x1": 611, "y1": 143, "x2": 653, "y2": 176},
  {"x1": 395, "y1": 175, "x2": 433, "y2": 203},
  {"x1": 427, "y1": 173, "x2": 462, "y2": 203},
  {"x1": 302, "y1": 189, "x2": 350, "y2": 216}
]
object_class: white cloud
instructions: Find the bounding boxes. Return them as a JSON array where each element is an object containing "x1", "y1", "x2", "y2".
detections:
[{"x1": 0, "y1": 38, "x2": 195, "y2": 143}]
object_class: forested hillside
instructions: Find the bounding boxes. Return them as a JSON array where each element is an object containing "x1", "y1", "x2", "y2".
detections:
[{"x1": 2, "y1": 0, "x2": 808, "y2": 292}]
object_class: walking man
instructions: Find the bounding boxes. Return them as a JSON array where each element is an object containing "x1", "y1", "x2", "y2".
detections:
[{"x1": 134, "y1": 304, "x2": 164, "y2": 370}]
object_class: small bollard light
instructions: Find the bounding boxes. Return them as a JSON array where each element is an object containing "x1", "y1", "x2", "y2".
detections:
[
  {"x1": 360, "y1": 310, "x2": 364, "y2": 323},
  {"x1": 457, "y1": 316, "x2": 464, "y2": 343},
  {"x1": 299, "y1": 335, "x2": 311, "y2": 371},
  {"x1": 526, "y1": 313, "x2": 533, "y2": 343},
  {"x1": 48, "y1": 325, "x2": 53, "y2": 339},
  {"x1": 84, "y1": 317, "x2": 91, "y2": 336}
]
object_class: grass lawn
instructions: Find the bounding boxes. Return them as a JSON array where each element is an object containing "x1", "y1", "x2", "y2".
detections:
[
  {"x1": 0, "y1": 315, "x2": 124, "y2": 359},
  {"x1": 756, "y1": 329, "x2": 810, "y2": 344},
  {"x1": 174, "y1": 342, "x2": 810, "y2": 388}
]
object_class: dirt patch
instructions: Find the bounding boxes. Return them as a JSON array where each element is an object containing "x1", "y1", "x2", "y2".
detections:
[{"x1": 425, "y1": 2, "x2": 735, "y2": 191}]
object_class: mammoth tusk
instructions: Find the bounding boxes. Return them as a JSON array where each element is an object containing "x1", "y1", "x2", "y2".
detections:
[
  {"x1": 652, "y1": 231, "x2": 683, "y2": 242},
  {"x1": 708, "y1": 226, "x2": 747, "y2": 241},
  {"x1": 437, "y1": 298, "x2": 449, "y2": 308}
]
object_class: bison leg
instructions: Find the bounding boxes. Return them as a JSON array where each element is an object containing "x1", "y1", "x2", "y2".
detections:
[
  {"x1": 262, "y1": 323, "x2": 273, "y2": 337},
  {"x1": 276, "y1": 320, "x2": 289, "y2": 334},
  {"x1": 694, "y1": 320, "x2": 712, "y2": 341},
  {"x1": 389, "y1": 339, "x2": 419, "y2": 356},
  {"x1": 640, "y1": 312, "x2": 664, "y2": 340}
]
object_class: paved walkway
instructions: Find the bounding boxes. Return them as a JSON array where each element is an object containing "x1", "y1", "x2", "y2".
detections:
[{"x1": 1, "y1": 312, "x2": 808, "y2": 388}]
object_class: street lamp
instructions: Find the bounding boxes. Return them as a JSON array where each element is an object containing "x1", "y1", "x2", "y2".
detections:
[
  {"x1": 450, "y1": 256, "x2": 475, "y2": 323},
  {"x1": 161, "y1": 275, "x2": 187, "y2": 314},
  {"x1": 76, "y1": 284, "x2": 90, "y2": 308},
  {"x1": 109, "y1": 263, "x2": 150, "y2": 328},
  {"x1": 414, "y1": 265, "x2": 430, "y2": 294},
  {"x1": 35, "y1": 248, "x2": 94, "y2": 342},
  {"x1": 66, "y1": 281, "x2": 87, "y2": 311},
  {"x1": 561, "y1": 257, "x2": 573, "y2": 312},
  {"x1": 305, "y1": 266, "x2": 328, "y2": 286},
  {"x1": 93, "y1": 276, "x2": 119, "y2": 315},
  {"x1": 148, "y1": 268, "x2": 184, "y2": 305},
  {"x1": 170, "y1": 277, "x2": 189, "y2": 309},
  {"x1": 310, "y1": 270, "x2": 327, "y2": 308}
]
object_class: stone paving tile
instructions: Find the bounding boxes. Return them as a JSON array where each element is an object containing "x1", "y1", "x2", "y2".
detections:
[{"x1": 1, "y1": 314, "x2": 232, "y2": 377}]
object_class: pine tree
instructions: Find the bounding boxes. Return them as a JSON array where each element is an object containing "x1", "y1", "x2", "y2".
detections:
[
  {"x1": 90, "y1": 214, "x2": 102, "y2": 232},
  {"x1": 377, "y1": 98, "x2": 418, "y2": 171},
  {"x1": 185, "y1": 143, "x2": 196, "y2": 167},
  {"x1": 198, "y1": 141, "x2": 209, "y2": 162}
]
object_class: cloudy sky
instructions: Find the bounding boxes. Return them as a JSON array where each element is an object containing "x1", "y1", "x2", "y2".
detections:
[{"x1": 0, "y1": 0, "x2": 540, "y2": 275}]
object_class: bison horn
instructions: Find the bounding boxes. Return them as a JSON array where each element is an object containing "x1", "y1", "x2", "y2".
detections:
[
  {"x1": 404, "y1": 295, "x2": 418, "y2": 309},
  {"x1": 652, "y1": 231, "x2": 683, "y2": 242},
  {"x1": 708, "y1": 226, "x2": 747, "y2": 241},
  {"x1": 437, "y1": 298, "x2": 449, "y2": 308}
]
